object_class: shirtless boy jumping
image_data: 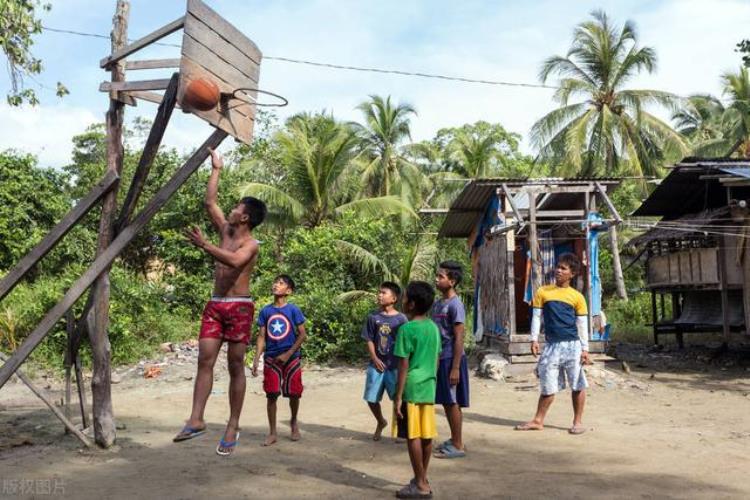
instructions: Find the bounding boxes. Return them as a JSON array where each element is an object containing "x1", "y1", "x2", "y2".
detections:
[{"x1": 173, "y1": 148, "x2": 267, "y2": 456}]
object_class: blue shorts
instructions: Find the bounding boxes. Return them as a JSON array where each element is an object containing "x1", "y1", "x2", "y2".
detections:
[
  {"x1": 435, "y1": 355, "x2": 470, "y2": 407},
  {"x1": 363, "y1": 365, "x2": 397, "y2": 403}
]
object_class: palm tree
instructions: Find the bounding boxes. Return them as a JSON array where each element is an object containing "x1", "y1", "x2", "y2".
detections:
[
  {"x1": 530, "y1": 10, "x2": 687, "y2": 177},
  {"x1": 720, "y1": 66, "x2": 750, "y2": 157},
  {"x1": 672, "y1": 68, "x2": 750, "y2": 158},
  {"x1": 672, "y1": 94, "x2": 728, "y2": 156},
  {"x1": 353, "y1": 95, "x2": 424, "y2": 208},
  {"x1": 240, "y1": 112, "x2": 415, "y2": 228},
  {"x1": 335, "y1": 237, "x2": 437, "y2": 303}
]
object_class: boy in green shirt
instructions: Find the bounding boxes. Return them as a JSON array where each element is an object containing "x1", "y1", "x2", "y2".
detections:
[{"x1": 393, "y1": 281, "x2": 442, "y2": 499}]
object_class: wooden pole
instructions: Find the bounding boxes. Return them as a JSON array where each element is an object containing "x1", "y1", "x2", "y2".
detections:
[
  {"x1": 584, "y1": 192, "x2": 593, "y2": 344},
  {"x1": 86, "y1": 0, "x2": 130, "y2": 448},
  {"x1": 609, "y1": 225, "x2": 628, "y2": 301},
  {"x1": 528, "y1": 192, "x2": 541, "y2": 292},
  {"x1": 0, "y1": 353, "x2": 93, "y2": 448},
  {"x1": 0, "y1": 130, "x2": 228, "y2": 391},
  {"x1": 64, "y1": 311, "x2": 73, "y2": 433}
]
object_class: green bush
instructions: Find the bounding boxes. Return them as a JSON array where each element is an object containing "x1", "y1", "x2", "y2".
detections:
[{"x1": 605, "y1": 293, "x2": 653, "y2": 342}]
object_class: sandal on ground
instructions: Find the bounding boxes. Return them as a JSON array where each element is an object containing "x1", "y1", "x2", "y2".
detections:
[
  {"x1": 396, "y1": 481, "x2": 432, "y2": 498},
  {"x1": 216, "y1": 430, "x2": 240, "y2": 456},
  {"x1": 433, "y1": 441, "x2": 466, "y2": 459},
  {"x1": 173, "y1": 425, "x2": 206, "y2": 442}
]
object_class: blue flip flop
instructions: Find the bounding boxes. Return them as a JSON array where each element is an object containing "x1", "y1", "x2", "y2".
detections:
[
  {"x1": 216, "y1": 431, "x2": 240, "y2": 456},
  {"x1": 434, "y1": 441, "x2": 466, "y2": 459},
  {"x1": 173, "y1": 425, "x2": 206, "y2": 442}
]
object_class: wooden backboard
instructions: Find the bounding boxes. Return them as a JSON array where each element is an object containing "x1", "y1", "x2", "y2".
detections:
[{"x1": 178, "y1": 0, "x2": 262, "y2": 144}]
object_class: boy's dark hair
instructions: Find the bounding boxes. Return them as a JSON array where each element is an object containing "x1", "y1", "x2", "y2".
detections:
[
  {"x1": 439, "y1": 260, "x2": 463, "y2": 287},
  {"x1": 557, "y1": 253, "x2": 580, "y2": 275},
  {"x1": 380, "y1": 281, "x2": 401, "y2": 300},
  {"x1": 241, "y1": 196, "x2": 267, "y2": 230},
  {"x1": 275, "y1": 274, "x2": 296, "y2": 291},
  {"x1": 405, "y1": 281, "x2": 435, "y2": 315}
]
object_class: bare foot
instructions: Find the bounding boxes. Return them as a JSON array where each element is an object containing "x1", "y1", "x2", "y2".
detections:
[
  {"x1": 290, "y1": 421, "x2": 301, "y2": 441},
  {"x1": 262, "y1": 434, "x2": 277, "y2": 447},
  {"x1": 569, "y1": 424, "x2": 586, "y2": 435},
  {"x1": 515, "y1": 421, "x2": 544, "y2": 431},
  {"x1": 373, "y1": 419, "x2": 388, "y2": 441}
]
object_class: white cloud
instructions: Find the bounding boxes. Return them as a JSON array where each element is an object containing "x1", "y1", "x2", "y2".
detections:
[{"x1": 0, "y1": 103, "x2": 99, "y2": 168}]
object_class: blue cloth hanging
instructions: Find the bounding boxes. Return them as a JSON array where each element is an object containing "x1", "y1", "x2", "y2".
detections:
[{"x1": 587, "y1": 213, "x2": 603, "y2": 316}]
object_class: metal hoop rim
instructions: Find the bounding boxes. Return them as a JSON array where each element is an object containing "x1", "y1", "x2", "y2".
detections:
[{"x1": 230, "y1": 88, "x2": 289, "y2": 107}]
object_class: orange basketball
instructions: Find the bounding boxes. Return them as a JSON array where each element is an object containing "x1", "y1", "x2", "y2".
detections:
[{"x1": 183, "y1": 77, "x2": 220, "y2": 111}]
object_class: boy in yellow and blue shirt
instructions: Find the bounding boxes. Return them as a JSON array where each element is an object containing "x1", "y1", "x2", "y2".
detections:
[{"x1": 516, "y1": 253, "x2": 590, "y2": 435}]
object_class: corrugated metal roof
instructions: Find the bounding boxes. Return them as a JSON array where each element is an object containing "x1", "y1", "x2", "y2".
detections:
[
  {"x1": 632, "y1": 160, "x2": 750, "y2": 217},
  {"x1": 438, "y1": 177, "x2": 622, "y2": 238}
]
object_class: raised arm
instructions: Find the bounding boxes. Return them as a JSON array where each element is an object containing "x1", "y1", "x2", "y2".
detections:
[
  {"x1": 205, "y1": 148, "x2": 226, "y2": 231},
  {"x1": 186, "y1": 227, "x2": 259, "y2": 269}
]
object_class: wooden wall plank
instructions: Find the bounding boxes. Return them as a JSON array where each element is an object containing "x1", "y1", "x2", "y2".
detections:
[
  {"x1": 184, "y1": 14, "x2": 259, "y2": 82},
  {"x1": 187, "y1": 0, "x2": 262, "y2": 64},
  {"x1": 182, "y1": 33, "x2": 259, "y2": 88},
  {"x1": 100, "y1": 17, "x2": 185, "y2": 68}
]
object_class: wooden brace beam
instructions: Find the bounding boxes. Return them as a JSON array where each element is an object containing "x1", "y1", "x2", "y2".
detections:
[
  {"x1": 100, "y1": 17, "x2": 185, "y2": 68},
  {"x1": 594, "y1": 181, "x2": 622, "y2": 223},
  {"x1": 0, "y1": 129, "x2": 228, "y2": 390},
  {"x1": 0, "y1": 170, "x2": 119, "y2": 303},
  {"x1": 100, "y1": 79, "x2": 172, "y2": 93},
  {"x1": 125, "y1": 58, "x2": 181, "y2": 70}
]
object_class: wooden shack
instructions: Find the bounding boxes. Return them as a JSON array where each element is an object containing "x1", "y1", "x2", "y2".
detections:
[
  {"x1": 436, "y1": 178, "x2": 624, "y2": 364},
  {"x1": 628, "y1": 158, "x2": 750, "y2": 347}
]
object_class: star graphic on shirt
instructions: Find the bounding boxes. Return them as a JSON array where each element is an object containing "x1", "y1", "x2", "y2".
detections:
[{"x1": 271, "y1": 319, "x2": 284, "y2": 334}]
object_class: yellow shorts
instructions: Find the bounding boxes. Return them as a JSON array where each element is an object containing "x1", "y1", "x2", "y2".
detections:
[{"x1": 392, "y1": 402, "x2": 437, "y2": 440}]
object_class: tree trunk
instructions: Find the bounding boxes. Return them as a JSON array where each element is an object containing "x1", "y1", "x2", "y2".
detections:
[
  {"x1": 609, "y1": 225, "x2": 628, "y2": 300},
  {"x1": 89, "y1": 0, "x2": 130, "y2": 448}
]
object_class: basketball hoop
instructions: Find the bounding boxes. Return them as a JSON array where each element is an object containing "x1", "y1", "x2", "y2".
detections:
[{"x1": 223, "y1": 88, "x2": 288, "y2": 109}]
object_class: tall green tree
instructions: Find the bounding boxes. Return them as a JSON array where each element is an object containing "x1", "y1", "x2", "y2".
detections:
[
  {"x1": 719, "y1": 67, "x2": 750, "y2": 157},
  {"x1": 530, "y1": 10, "x2": 687, "y2": 177},
  {"x1": 0, "y1": 0, "x2": 67, "y2": 105},
  {"x1": 241, "y1": 112, "x2": 415, "y2": 228}
]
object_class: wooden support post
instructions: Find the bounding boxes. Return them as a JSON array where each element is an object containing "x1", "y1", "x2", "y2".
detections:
[
  {"x1": 88, "y1": 0, "x2": 129, "y2": 448},
  {"x1": 116, "y1": 73, "x2": 180, "y2": 231},
  {"x1": 672, "y1": 293, "x2": 684, "y2": 349},
  {"x1": 743, "y1": 224, "x2": 750, "y2": 336},
  {"x1": 651, "y1": 290, "x2": 659, "y2": 345},
  {"x1": 64, "y1": 311, "x2": 73, "y2": 433},
  {"x1": 0, "y1": 353, "x2": 93, "y2": 448},
  {"x1": 0, "y1": 171, "x2": 118, "y2": 303},
  {"x1": 528, "y1": 192, "x2": 541, "y2": 292},
  {"x1": 99, "y1": 16, "x2": 185, "y2": 68},
  {"x1": 0, "y1": 130, "x2": 228, "y2": 391},
  {"x1": 719, "y1": 236, "x2": 731, "y2": 344},
  {"x1": 609, "y1": 225, "x2": 628, "y2": 301}
]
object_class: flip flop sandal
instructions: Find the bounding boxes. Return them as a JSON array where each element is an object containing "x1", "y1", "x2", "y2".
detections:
[
  {"x1": 173, "y1": 425, "x2": 206, "y2": 442},
  {"x1": 434, "y1": 439, "x2": 452, "y2": 452},
  {"x1": 396, "y1": 482, "x2": 432, "y2": 498},
  {"x1": 434, "y1": 442, "x2": 466, "y2": 459},
  {"x1": 216, "y1": 431, "x2": 240, "y2": 456}
]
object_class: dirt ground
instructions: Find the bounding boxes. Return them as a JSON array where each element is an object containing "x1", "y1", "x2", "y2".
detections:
[{"x1": 1, "y1": 347, "x2": 749, "y2": 499}]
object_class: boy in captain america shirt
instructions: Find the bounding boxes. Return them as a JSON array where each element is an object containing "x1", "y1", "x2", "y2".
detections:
[{"x1": 252, "y1": 275, "x2": 307, "y2": 446}]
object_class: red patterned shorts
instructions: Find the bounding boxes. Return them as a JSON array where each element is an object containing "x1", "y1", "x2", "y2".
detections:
[
  {"x1": 263, "y1": 356, "x2": 303, "y2": 399},
  {"x1": 198, "y1": 297, "x2": 254, "y2": 345}
]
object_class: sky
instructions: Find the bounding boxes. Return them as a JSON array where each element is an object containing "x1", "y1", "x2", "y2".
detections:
[{"x1": 0, "y1": 0, "x2": 748, "y2": 168}]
